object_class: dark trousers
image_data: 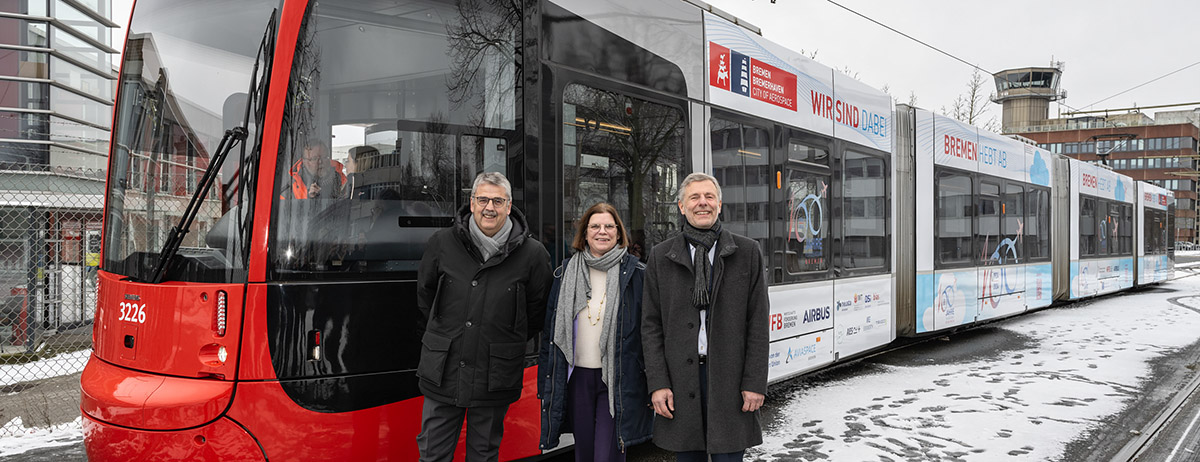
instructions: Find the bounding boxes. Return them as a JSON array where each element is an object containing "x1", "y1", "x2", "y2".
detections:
[
  {"x1": 416, "y1": 397, "x2": 509, "y2": 462},
  {"x1": 675, "y1": 363, "x2": 745, "y2": 462},
  {"x1": 569, "y1": 367, "x2": 624, "y2": 462}
]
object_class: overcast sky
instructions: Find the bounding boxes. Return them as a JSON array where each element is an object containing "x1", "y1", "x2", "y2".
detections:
[
  {"x1": 111, "y1": 0, "x2": 1200, "y2": 123},
  {"x1": 705, "y1": 0, "x2": 1200, "y2": 123}
]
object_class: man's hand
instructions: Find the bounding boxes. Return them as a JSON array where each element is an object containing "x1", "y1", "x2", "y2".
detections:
[
  {"x1": 741, "y1": 390, "x2": 764, "y2": 412},
  {"x1": 309, "y1": 181, "x2": 322, "y2": 197},
  {"x1": 651, "y1": 388, "x2": 675, "y2": 419}
]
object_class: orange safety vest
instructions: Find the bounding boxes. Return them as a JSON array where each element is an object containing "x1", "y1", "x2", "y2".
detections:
[{"x1": 281, "y1": 159, "x2": 347, "y2": 199}]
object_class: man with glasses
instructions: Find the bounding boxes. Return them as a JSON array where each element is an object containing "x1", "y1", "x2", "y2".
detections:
[{"x1": 415, "y1": 171, "x2": 552, "y2": 462}]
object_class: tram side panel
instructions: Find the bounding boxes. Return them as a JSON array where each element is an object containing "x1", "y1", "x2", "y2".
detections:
[
  {"x1": 906, "y1": 108, "x2": 1055, "y2": 334},
  {"x1": 1067, "y1": 159, "x2": 1137, "y2": 299},
  {"x1": 912, "y1": 110, "x2": 980, "y2": 333},
  {"x1": 702, "y1": 12, "x2": 895, "y2": 382},
  {"x1": 973, "y1": 130, "x2": 1030, "y2": 321},
  {"x1": 893, "y1": 105, "x2": 918, "y2": 336},
  {"x1": 1023, "y1": 145, "x2": 1056, "y2": 309},
  {"x1": 1051, "y1": 155, "x2": 1073, "y2": 302},
  {"x1": 831, "y1": 72, "x2": 895, "y2": 359},
  {"x1": 1136, "y1": 181, "x2": 1174, "y2": 284}
]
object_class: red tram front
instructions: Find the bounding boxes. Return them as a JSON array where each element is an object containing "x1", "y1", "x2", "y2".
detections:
[{"x1": 82, "y1": 0, "x2": 549, "y2": 459}]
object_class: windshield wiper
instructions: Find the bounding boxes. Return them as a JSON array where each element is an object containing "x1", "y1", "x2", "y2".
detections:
[
  {"x1": 146, "y1": 10, "x2": 277, "y2": 284},
  {"x1": 148, "y1": 127, "x2": 247, "y2": 283}
]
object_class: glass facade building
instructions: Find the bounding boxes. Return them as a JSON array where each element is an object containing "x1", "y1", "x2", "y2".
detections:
[{"x1": 0, "y1": 0, "x2": 117, "y2": 171}]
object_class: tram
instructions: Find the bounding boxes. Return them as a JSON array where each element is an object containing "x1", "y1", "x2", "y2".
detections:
[{"x1": 80, "y1": 0, "x2": 1174, "y2": 460}]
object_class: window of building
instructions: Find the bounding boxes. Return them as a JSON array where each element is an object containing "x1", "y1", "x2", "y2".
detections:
[
  {"x1": 52, "y1": 0, "x2": 109, "y2": 47},
  {"x1": 50, "y1": 56, "x2": 114, "y2": 101},
  {"x1": 50, "y1": 87, "x2": 111, "y2": 127}
]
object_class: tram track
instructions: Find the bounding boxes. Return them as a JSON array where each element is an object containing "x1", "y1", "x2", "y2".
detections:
[{"x1": 1111, "y1": 287, "x2": 1200, "y2": 462}]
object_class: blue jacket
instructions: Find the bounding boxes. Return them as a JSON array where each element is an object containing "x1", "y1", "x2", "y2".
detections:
[{"x1": 538, "y1": 254, "x2": 653, "y2": 452}]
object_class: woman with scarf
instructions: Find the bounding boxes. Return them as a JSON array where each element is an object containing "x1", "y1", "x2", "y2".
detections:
[{"x1": 538, "y1": 203, "x2": 653, "y2": 461}]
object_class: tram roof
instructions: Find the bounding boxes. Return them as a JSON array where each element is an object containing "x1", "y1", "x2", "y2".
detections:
[{"x1": 680, "y1": 0, "x2": 761, "y2": 35}]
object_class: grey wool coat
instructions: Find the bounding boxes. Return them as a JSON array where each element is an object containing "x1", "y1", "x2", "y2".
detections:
[{"x1": 641, "y1": 229, "x2": 770, "y2": 454}]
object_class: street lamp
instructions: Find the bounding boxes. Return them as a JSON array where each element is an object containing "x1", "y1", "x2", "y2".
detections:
[{"x1": 1088, "y1": 133, "x2": 1136, "y2": 166}]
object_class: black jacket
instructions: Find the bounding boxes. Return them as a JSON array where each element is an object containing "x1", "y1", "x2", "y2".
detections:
[
  {"x1": 538, "y1": 254, "x2": 653, "y2": 452},
  {"x1": 416, "y1": 205, "x2": 552, "y2": 407}
]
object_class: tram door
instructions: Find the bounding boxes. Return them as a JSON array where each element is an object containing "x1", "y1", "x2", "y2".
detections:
[
  {"x1": 774, "y1": 136, "x2": 832, "y2": 284},
  {"x1": 559, "y1": 83, "x2": 686, "y2": 262}
]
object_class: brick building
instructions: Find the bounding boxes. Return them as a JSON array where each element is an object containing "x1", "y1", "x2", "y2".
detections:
[{"x1": 993, "y1": 67, "x2": 1199, "y2": 244}]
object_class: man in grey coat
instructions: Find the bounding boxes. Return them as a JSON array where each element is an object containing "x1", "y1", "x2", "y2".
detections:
[{"x1": 642, "y1": 172, "x2": 770, "y2": 461}]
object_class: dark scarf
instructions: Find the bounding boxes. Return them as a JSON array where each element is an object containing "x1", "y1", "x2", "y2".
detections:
[{"x1": 682, "y1": 221, "x2": 721, "y2": 309}]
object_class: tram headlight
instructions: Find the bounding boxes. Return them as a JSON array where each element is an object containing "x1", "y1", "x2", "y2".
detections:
[{"x1": 199, "y1": 343, "x2": 227, "y2": 367}]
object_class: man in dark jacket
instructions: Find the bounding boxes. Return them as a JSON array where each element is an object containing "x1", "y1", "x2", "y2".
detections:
[
  {"x1": 642, "y1": 172, "x2": 770, "y2": 461},
  {"x1": 415, "y1": 172, "x2": 552, "y2": 462}
]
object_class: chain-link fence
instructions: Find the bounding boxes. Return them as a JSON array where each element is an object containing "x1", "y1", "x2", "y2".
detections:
[{"x1": 0, "y1": 164, "x2": 104, "y2": 437}]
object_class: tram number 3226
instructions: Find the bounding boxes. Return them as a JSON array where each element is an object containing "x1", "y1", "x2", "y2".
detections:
[{"x1": 118, "y1": 302, "x2": 148, "y2": 324}]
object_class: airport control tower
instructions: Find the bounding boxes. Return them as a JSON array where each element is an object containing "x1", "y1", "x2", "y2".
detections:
[{"x1": 991, "y1": 65, "x2": 1066, "y2": 132}]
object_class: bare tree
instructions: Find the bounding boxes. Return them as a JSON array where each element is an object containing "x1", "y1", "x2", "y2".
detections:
[
  {"x1": 445, "y1": 0, "x2": 525, "y2": 129},
  {"x1": 942, "y1": 69, "x2": 997, "y2": 131}
]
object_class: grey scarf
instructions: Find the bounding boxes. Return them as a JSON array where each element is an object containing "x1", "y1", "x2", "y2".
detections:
[
  {"x1": 682, "y1": 221, "x2": 721, "y2": 308},
  {"x1": 553, "y1": 245, "x2": 626, "y2": 416},
  {"x1": 468, "y1": 215, "x2": 513, "y2": 262}
]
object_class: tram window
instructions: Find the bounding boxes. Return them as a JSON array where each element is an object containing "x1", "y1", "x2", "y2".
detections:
[
  {"x1": 788, "y1": 138, "x2": 829, "y2": 166},
  {"x1": 1025, "y1": 188, "x2": 1051, "y2": 261},
  {"x1": 270, "y1": 0, "x2": 522, "y2": 278},
  {"x1": 976, "y1": 181, "x2": 1000, "y2": 265},
  {"x1": 935, "y1": 170, "x2": 973, "y2": 267},
  {"x1": 562, "y1": 84, "x2": 685, "y2": 261},
  {"x1": 993, "y1": 182, "x2": 1023, "y2": 264},
  {"x1": 711, "y1": 117, "x2": 769, "y2": 259},
  {"x1": 781, "y1": 172, "x2": 830, "y2": 277},
  {"x1": 1080, "y1": 198, "x2": 1097, "y2": 257},
  {"x1": 1101, "y1": 202, "x2": 1120, "y2": 256},
  {"x1": 1113, "y1": 204, "x2": 1123, "y2": 255},
  {"x1": 841, "y1": 150, "x2": 887, "y2": 271},
  {"x1": 1144, "y1": 209, "x2": 1167, "y2": 255},
  {"x1": 102, "y1": 0, "x2": 279, "y2": 283},
  {"x1": 771, "y1": 130, "x2": 832, "y2": 282}
]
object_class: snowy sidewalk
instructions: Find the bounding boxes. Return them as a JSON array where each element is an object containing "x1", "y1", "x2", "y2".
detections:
[{"x1": 751, "y1": 273, "x2": 1200, "y2": 461}]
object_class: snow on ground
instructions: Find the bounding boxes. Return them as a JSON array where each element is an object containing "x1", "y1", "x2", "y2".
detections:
[
  {"x1": 0, "y1": 350, "x2": 90, "y2": 387},
  {"x1": 0, "y1": 417, "x2": 83, "y2": 458},
  {"x1": 752, "y1": 274, "x2": 1200, "y2": 461},
  {"x1": 1, "y1": 271, "x2": 1197, "y2": 458}
]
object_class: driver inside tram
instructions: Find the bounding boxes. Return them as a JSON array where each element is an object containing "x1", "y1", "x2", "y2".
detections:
[{"x1": 281, "y1": 140, "x2": 347, "y2": 199}]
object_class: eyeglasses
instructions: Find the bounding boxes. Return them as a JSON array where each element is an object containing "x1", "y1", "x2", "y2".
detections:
[
  {"x1": 588, "y1": 223, "x2": 617, "y2": 232},
  {"x1": 472, "y1": 196, "x2": 509, "y2": 207}
]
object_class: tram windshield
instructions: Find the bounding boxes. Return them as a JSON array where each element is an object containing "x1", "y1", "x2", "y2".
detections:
[
  {"x1": 269, "y1": 0, "x2": 521, "y2": 279},
  {"x1": 102, "y1": 0, "x2": 279, "y2": 283}
]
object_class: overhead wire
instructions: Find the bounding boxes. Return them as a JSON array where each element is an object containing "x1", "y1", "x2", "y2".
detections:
[
  {"x1": 819, "y1": 0, "x2": 1194, "y2": 114},
  {"x1": 1079, "y1": 60, "x2": 1200, "y2": 111},
  {"x1": 822, "y1": 0, "x2": 991, "y2": 76}
]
